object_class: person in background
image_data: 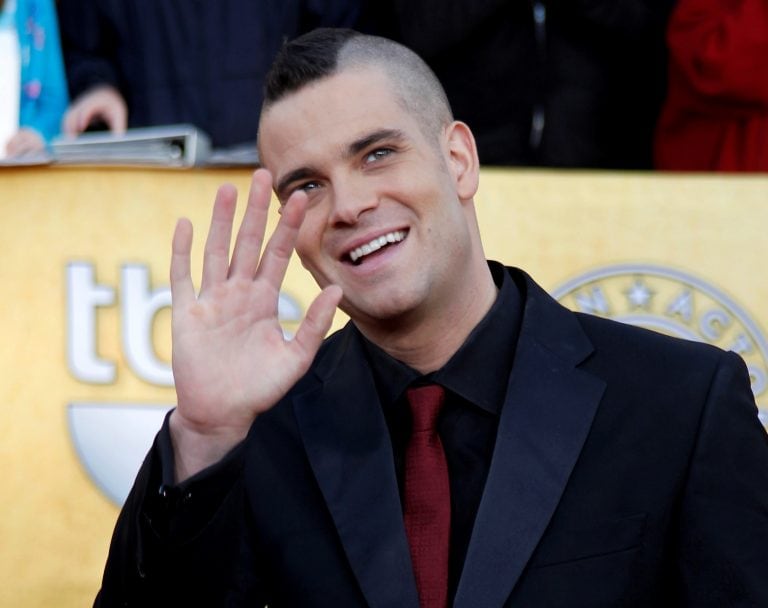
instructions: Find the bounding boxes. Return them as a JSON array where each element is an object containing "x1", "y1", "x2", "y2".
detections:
[
  {"x1": 654, "y1": 0, "x2": 768, "y2": 171},
  {"x1": 0, "y1": 0, "x2": 68, "y2": 157},
  {"x1": 56, "y1": 0, "x2": 360, "y2": 150},
  {"x1": 358, "y1": 1, "x2": 675, "y2": 169}
]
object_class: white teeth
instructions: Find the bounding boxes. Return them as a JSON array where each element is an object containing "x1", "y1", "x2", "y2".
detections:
[{"x1": 349, "y1": 230, "x2": 406, "y2": 263}]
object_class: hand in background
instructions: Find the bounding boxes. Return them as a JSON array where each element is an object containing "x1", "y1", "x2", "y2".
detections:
[
  {"x1": 62, "y1": 85, "x2": 128, "y2": 136},
  {"x1": 5, "y1": 128, "x2": 45, "y2": 156},
  {"x1": 168, "y1": 169, "x2": 342, "y2": 482}
]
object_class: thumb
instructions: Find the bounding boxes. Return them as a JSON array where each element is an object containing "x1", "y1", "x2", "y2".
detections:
[{"x1": 291, "y1": 285, "x2": 342, "y2": 363}]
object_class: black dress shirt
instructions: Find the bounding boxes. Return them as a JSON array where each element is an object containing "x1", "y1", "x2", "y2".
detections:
[{"x1": 359, "y1": 260, "x2": 523, "y2": 602}]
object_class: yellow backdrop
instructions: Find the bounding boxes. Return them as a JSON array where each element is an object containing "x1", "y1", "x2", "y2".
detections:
[{"x1": 1, "y1": 166, "x2": 766, "y2": 607}]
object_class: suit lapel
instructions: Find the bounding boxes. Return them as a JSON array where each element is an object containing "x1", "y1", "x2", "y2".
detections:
[
  {"x1": 454, "y1": 272, "x2": 606, "y2": 608},
  {"x1": 293, "y1": 327, "x2": 420, "y2": 608}
]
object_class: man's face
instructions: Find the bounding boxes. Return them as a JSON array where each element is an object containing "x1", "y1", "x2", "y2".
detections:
[{"x1": 258, "y1": 66, "x2": 479, "y2": 329}]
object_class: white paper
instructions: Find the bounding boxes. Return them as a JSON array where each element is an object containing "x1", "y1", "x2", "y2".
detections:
[{"x1": 0, "y1": 26, "x2": 21, "y2": 159}]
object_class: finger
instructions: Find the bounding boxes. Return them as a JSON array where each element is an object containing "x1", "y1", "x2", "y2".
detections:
[
  {"x1": 5, "y1": 134, "x2": 24, "y2": 156},
  {"x1": 7, "y1": 140, "x2": 29, "y2": 156},
  {"x1": 255, "y1": 188, "x2": 308, "y2": 290},
  {"x1": 11, "y1": 130, "x2": 45, "y2": 155},
  {"x1": 229, "y1": 169, "x2": 273, "y2": 279},
  {"x1": 106, "y1": 103, "x2": 128, "y2": 134},
  {"x1": 200, "y1": 184, "x2": 237, "y2": 293},
  {"x1": 170, "y1": 218, "x2": 196, "y2": 306},
  {"x1": 77, "y1": 105, "x2": 100, "y2": 133},
  {"x1": 291, "y1": 285, "x2": 342, "y2": 362},
  {"x1": 62, "y1": 108, "x2": 79, "y2": 136}
]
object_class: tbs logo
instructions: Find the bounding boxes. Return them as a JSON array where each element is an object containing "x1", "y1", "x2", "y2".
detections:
[{"x1": 65, "y1": 261, "x2": 302, "y2": 505}]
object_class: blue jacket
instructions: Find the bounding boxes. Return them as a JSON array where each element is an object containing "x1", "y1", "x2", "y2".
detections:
[{"x1": 14, "y1": 0, "x2": 69, "y2": 143}]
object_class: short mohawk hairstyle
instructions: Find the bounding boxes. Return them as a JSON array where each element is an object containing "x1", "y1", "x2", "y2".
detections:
[
  {"x1": 264, "y1": 28, "x2": 358, "y2": 107},
  {"x1": 260, "y1": 28, "x2": 453, "y2": 143}
]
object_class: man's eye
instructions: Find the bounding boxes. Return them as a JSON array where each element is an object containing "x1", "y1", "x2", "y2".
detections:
[
  {"x1": 364, "y1": 148, "x2": 393, "y2": 163},
  {"x1": 299, "y1": 181, "x2": 321, "y2": 192}
]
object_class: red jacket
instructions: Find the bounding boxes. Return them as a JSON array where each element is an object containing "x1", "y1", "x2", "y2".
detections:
[{"x1": 654, "y1": 0, "x2": 768, "y2": 171}]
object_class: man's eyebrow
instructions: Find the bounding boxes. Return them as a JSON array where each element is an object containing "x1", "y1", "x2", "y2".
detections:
[
  {"x1": 345, "y1": 129, "x2": 405, "y2": 159},
  {"x1": 275, "y1": 166, "x2": 317, "y2": 200},
  {"x1": 275, "y1": 130, "x2": 405, "y2": 198}
]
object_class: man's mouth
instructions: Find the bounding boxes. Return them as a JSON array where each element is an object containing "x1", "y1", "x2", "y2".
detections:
[{"x1": 347, "y1": 230, "x2": 407, "y2": 265}]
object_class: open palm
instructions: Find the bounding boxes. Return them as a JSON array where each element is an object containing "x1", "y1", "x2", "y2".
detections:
[{"x1": 168, "y1": 169, "x2": 341, "y2": 479}]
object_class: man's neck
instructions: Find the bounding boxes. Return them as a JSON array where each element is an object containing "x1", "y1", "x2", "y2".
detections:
[{"x1": 356, "y1": 263, "x2": 498, "y2": 374}]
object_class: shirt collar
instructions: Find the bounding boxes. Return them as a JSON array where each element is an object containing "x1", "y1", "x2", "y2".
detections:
[{"x1": 358, "y1": 261, "x2": 522, "y2": 415}]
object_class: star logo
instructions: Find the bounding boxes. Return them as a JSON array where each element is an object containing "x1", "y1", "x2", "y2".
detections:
[
  {"x1": 624, "y1": 279, "x2": 655, "y2": 309},
  {"x1": 552, "y1": 264, "x2": 768, "y2": 428}
]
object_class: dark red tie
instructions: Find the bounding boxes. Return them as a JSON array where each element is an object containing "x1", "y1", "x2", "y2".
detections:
[{"x1": 403, "y1": 384, "x2": 451, "y2": 608}]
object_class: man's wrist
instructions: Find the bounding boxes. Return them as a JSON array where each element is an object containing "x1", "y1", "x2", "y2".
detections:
[{"x1": 168, "y1": 410, "x2": 250, "y2": 483}]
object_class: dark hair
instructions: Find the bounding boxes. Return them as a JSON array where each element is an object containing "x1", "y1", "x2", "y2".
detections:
[
  {"x1": 260, "y1": 28, "x2": 453, "y2": 145},
  {"x1": 264, "y1": 28, "x2": 357, "y2": 107}
]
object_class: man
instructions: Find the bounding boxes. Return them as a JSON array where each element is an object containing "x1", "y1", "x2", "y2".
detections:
[{"x1": 95, "y1": 29, "x2": 768, "y2": 607}]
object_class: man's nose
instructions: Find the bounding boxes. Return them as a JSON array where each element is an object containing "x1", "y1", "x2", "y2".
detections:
[{"x1": 329, "y1": 178, "x2": 378, "y2": 225}]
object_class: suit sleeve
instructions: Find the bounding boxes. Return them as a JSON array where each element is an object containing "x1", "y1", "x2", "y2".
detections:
[
  {"x1": 674, "y1": 350, "x2": 768, "y2": 605},
  {"x1": 93, "y1": 413, "x2": 266, "y2": 607},
  {"x1": 56, "y1": 0, "x2": 120, "y2": 100},
  {"x1": 299, "y1": 0, "x2": 361, "y2": 31}
]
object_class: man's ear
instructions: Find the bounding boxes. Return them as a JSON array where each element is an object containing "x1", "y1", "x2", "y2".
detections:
[{"x1": 445, "y1": 121, "x2": 480, "y2": 201}]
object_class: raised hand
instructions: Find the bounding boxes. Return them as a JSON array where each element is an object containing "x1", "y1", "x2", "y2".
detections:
[{"x1": 168, "y1": 169, "x2": 342, "y2": 481}]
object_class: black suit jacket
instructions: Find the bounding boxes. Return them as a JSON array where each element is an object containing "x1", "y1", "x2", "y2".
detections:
[{"x1": 95, "y1": 267, "x2": 768, "y2": 607}]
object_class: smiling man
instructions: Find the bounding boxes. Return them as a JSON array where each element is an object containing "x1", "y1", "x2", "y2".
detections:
[{"x1": 94, "y1": 29, "x2": 768, "y2": 608}]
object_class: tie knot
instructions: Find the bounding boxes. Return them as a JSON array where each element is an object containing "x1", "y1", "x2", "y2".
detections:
[{"x1": 406, "y1": 384, "x2": 445, "y2": 432}]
